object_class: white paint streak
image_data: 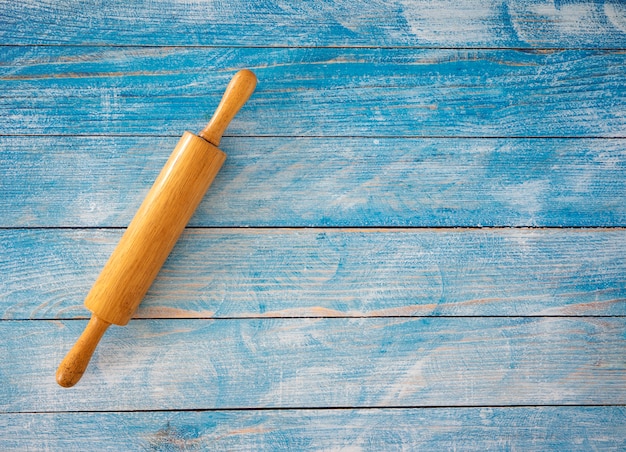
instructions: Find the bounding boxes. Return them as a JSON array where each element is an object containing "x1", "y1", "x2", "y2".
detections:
[
  {"x1": 506, "y1": 0, "x2": 626, "y2": 46},
  {"x1": 493, "y1": 179, "x2": 549, "y2": 224},
  {"x1": 605, "y1": 2, "x2": 626, "y2": 35},
  {"x1": 529, "y1": 2, "x2": 604, "y2": 36},
  {"x1": 398, "y1": 0, "x2": 500, "y2": 45}
]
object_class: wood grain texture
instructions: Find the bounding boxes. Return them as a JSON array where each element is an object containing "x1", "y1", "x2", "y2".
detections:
[
  {"x1": 1, "y1": 228, "x2": 624, "y2": 320},
  {"x1": 55, "y1": 69, "x2": 255, "y2": 387},
  {"x1": 1, "y1": 317, "x2": 624, "y2": 411},
  {"x1": 1, "y1": 0, "x2": 625, "y2": 447},
  {"x1": 1, "y1": 136, "x2": 625, "y2": 228},
  {"x1": 1, "y1": 407, "x2": 624, "y2": 451},
  {"x1": 81, "y1": 132, "x2": 225, "y2": 326},
  {"x1": 55, "y1": 315, "x2": 110, "y2": 388},
  {"x1": 2, "y1": 0, "x2": 626, "y2": 48},
  {"x1": 1, "y1": 47, "x2": 625, "y2": 137}
]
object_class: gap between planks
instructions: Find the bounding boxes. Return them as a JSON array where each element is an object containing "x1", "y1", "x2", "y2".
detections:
[
  {"x1": 2, "y1": 134, "x2": 626, "y2": 139},
  {"x1": 2, "y1": 316, "x2": 624, "y2": 322},
  {"x1": 1, "y1": 226, "x2": 625, "y2": 231},
  {"x1": 4, "y1": 403, "x2": 626, "y2": 415},
  {"x1": 1, "y1": 44, "x2": 625, "y2": 51}
]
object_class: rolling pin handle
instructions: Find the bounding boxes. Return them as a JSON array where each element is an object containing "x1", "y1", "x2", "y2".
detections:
[
  {"x1": 199, "y1": 69, "x2": 257, "y2": 146},
  {"x1": 56, "y1": 315, "x2": 111, "y2": 388}
]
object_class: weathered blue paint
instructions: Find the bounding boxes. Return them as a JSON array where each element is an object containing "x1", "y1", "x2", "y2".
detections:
[
  {"x1": 2, "y1": 0, "x2": 626, "y2": 48},
  {"x1": 1, "y1": 136, "x2": 625, "y2": 227},
  {"x1": 1, "y1": 0, "x2": 624, "y2": 449},
  {"x1": 1, "y1": 229, "x2": 624, "y2": 319},
  {"x1": 0, "y1": 47, "x2": 624, "y2": 137},
  {"x1": 1, "y1": 407, "x2": 625, "y2": 450},
  {"x1": 0, "y1": 318, "x2": 624, "y2": 411}
]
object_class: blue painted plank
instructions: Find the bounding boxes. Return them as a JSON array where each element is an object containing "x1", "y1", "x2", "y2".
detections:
[
  {"x1": 1, "y1": 47, "x2": 624, "y2": 137},
  {"x1": 1, "y1": 1, "x2": 626, "y2": 48},
  {"x1": 1, "y1": 229, "x2": 624, "y2": 319},
  {"x1": 2, "y1": 0, "x2": 623, "y2": 447},
  {"x1": 1, "y1": 136, "x2": 625, "y2": 228},
  {"x1": 1, "y1": 407, "x2": 624, "y2": 450},
  {"x1": 0, "y1": 317, "x2": 624, "y2": 411}
]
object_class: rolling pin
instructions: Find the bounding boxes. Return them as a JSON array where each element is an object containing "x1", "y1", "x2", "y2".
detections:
[{"x1": 56, "y1": 69, "x2": 257, "y2": 387}]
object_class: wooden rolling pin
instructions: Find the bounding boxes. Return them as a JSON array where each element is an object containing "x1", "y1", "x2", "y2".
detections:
[{"x1": 56, "y1": 69, "x2": 257, "y2": 387}]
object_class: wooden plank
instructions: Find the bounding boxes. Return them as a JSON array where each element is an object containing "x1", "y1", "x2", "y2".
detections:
[
  {"x1": 1, "y1": 47, "x2": 624, "y2": 137},
  {"x1": 2, "y1": 1, "x2": 626, "y2": 48},
  {"x1": 1, "y1": 136, "x2": 625, "y2": 228},
  {"x1": 0, "y1": 317, "x2": 624, "y2": 411},
  {"x1": 2, "y1": 228, "x2": 624, "y2": 319},
  {"x1": 1, "y1": 407, "x2": 624, "y2": 450}
]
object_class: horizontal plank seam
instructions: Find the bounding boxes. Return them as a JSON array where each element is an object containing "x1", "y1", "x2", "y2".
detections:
[
  {"x1": 3, "y1": 404, "x2": 625, "y2": 415},
  {"x1": 2, "y1": 134, "x2": 626, "y2": 140},
  {"x1": 0, "y1": 44, "x2": 625, "y2": 51},
  {"x1": 1, "y1": 226, "x2": 625, "y2": 231},
  {"x1": 2, "y1": 316, "x2": 624, "y2": 322}
]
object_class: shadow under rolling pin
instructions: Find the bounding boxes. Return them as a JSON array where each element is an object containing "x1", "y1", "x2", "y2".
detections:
[{"x1": 56, "y1": 69, "x2": 257, "y2": 388}]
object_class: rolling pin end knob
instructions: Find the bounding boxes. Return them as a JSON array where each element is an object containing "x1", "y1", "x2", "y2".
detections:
[
  {"x1": 199, "y1": 69, "x2": 257, "y2": 146},
  {"x1": 56, "y1": 315, "x2": 111, "y2": 388}
]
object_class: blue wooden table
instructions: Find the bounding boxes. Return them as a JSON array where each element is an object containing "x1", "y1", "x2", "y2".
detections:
[{"x1": 1, "y1": 1, "x2": 625, "y2": 449}]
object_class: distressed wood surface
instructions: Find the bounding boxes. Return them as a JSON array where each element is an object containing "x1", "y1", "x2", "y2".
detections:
[
  {"x1": 2, "y1": 136, "x2": 625, "y2": 227},
  {"x1": 2, "y1": 407, "x2": 625, "y2": 451},
  {"x1": 1, "y1": 317, "x2": 624, "y2": 411},
  {"x1": 2, "y1": 0, "x2": 626, "y2": 48},
  {"x1": 1, "y1": 47, "x2": 625, "y2": 138},
  {"x1": 1, "y1": 0, "x2": 625, "y2": 449},
  {"x1": 1, "y1": 229, "x2": 624, "y2": 320}
]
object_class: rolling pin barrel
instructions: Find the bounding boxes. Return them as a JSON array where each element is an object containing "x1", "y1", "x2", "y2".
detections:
[
  {"x1": 56, "y1": 69, "x2": 257, "y2": 387},
  {"x1": 83, "y1": 131, "x2": 226, "y2": 326}
]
